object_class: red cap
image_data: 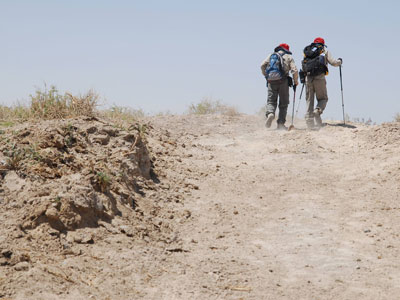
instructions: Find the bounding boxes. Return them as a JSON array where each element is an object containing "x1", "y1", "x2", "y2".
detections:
[
  {"x1": 314, "y1": 37, "x2": 325, "y2": 45},
  {"x1": 279, "y1": 43, "x2": 290, "y2": 51}
]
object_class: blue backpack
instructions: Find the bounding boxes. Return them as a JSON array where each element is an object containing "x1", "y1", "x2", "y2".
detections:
[{"x1": 266, "y1": 52, "x2": 284, "y2": 83}]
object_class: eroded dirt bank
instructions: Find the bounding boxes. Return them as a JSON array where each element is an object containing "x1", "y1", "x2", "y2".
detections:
[{"x1": 1, "y1": 115, "x2": 400, "y2": 299}]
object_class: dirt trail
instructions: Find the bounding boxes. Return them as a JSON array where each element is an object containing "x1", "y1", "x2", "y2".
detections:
[
  {"x1": 146, "y1": 115, "x2": 400, "y2": 299},
  {"x1": 1, "y1": 115, "x2": 400, "y2": 299}
]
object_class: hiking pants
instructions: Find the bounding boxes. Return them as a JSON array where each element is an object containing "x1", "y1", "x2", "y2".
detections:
[
  {"x1": 305, "y1": 76, "x2": 328, "y2": 125},
  {"x1": 266, "y1": 78, "x2": 289, "y2": 124}
]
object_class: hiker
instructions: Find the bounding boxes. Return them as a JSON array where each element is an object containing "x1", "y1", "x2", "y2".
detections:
[
  {"x1": 301, "y1": 37, "x2": 342, "y2": 129},
  {"x1": 261, "y1": 43, "x2": 299, "y2": 130}
]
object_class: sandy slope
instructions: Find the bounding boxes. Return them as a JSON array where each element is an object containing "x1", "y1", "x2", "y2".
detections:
[
  {"x1": 1, "y1": 114, "x2": 400, "y2": 300},
  {"x1": 146, "y1": 115, "x2": 400, "y2": 300}
]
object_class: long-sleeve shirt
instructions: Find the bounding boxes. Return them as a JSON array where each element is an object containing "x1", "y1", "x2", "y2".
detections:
[
  {"x1": 261, "y1": 49, "x2": 299, "y2": 85},
  {"x1": 310, "y1": 47, "x2": 342, "y2": 79}
]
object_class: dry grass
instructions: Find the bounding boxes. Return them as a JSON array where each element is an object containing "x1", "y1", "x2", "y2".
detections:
[
  {"x1": 0, "y1": 86, "x2": 98, "y2": 122},
  {"x1": 30, "y1": 86, "x2": 98, "y2": 119},
  {"x1": 0, "y1": 104, "x2": 31, "y2": 121},
  {"x1": 100, "y1": 106, "x2": 145, "y2": 129},
  {"x1": 100, "y1": 106, "x2": 145, "y2": 122},
  {"x1": 0, "y1": 86, "x2": 143, "y2": 127},
  {"x1": 188, "y1": 97, "x2": 239, "y2": 116},
  {"x1": 352, "y1": 117, "x2": 374, "y2": 125}
]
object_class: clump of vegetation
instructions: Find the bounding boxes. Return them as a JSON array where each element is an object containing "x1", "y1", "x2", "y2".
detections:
[
  {"x1": 100, "y1": 106, "x2": 145, "y2": 129},
  {"x1": 188, "y1": 97, "x2": 239, "y2": 116},
  {"x1": 0, "y1": 85, "x2": 149, "y2": 129},
  {"x1": 343, "y1": 113, "x2": 375, "y2": 125},
  {"x1": 96, "y1": 172, "x2": 111, "y2": 193},
  {"x1": 30, "y1": 86, "x2": 98, "y2": 119},
  {"x1": 0, "y1": 104, "x2": 30, "y2": 121},
  {"x1": 4, "y1": 143, "x2": 42, "y2": 170},
  {"x1": 0, "y1": 85, "x2": 99, "y2": 122},
  {"x1": 352, "y1": 117, "x2": 374, "y2": 125},
  {"x1": 25, "y1": 144, "x2": 42, "y2": 162},
  {"x1": 155, "y1": 110, "x2": 172, "y2": 117},
  {"x1": 394, "y1": 113, "x2": 400, "y2": 122},
  {"x1": 5, "y1": 146, "x2": 25, "y2": 170},
  {"x1": 0, "y1": 121, "x2": 15, "y2": 127}
]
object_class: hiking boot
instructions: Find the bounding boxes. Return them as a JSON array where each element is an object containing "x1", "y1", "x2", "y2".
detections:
[
  {"x1": 306, "y1": 119, "x2": 315, "y2": 130},
  {"x1": 277, "y1": 123, "x2": 287, "y2": 131},
  {"x1": 265, "y1": 113, "x2": 275, "y2": 128},
  {"x1": 314, "y1": 108, "x2": 323, "y2": 128}
]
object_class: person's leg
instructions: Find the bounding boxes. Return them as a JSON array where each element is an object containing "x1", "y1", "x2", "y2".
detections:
[
  {"x1": 314, "y1": 77, "x2": 328, "y2": 127},
  {"x1": 305, "y1": 77, "x2": 315, "y2": 129},
  {"x1": 266, "y1": 83, "x2": 279, "y2": 115},
  {"x1": 265, "y1": 83, "x2": 279, "y2": 128},
  {"x1": 277, "y1": 78, "x2": 289, "y2": 126}
]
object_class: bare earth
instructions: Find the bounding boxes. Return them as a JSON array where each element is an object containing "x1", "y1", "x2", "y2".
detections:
[{"x1": 1, "y1": 114, "x2": 400, "y2": 299}]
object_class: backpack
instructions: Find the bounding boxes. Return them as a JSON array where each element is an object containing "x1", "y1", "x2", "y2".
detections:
[
  {"x1": 265, "y1": 52, "x2": 284, "y2": 83},
  {"x1": 302, "y1": 43, "x2": 328, "y2": 76}
]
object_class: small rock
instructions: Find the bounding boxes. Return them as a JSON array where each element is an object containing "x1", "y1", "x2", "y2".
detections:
[
  {"x1": 86, "y1": 126, "x2": 97, "y2": 134},
  {"x1": 183, "y1": 210, "x2": 191, "y2": 219},
  {"x1": 119, "y1": 225, "x2": 135, "y2": 237},
  {"x1": 45, "y1": 207, "x2": 59, "y2": 220},
  {"x1": 364, "y1": 229, "x2": 371, "y2": 233},
  {"x1": 100, "y1": 127, "x2": 118, "y2": 137},
  {"x1": 48, "y1": 228, "x2": 60, "y2": 237},
  {"x1": 92, "y1": 134, "x2": 110, "y2": 145},
  {"x1": 136, "y1": 225, "x2": 147, "y2": 231},
  {"x1": 66, "y1": 232, "x2": 94, "y2": 244},
  {"x1": 81, "y1": 234, "x2": 94, "y2": 244},
  {"x1": 123, "y1": 134, "x2": 136, "y2": 143},
  {"x1": 14, "y1": 261, "x2": 29, "y2": 271},
  {"x1": 1, "y1": 250, "x2": 12, "y2": 259}
]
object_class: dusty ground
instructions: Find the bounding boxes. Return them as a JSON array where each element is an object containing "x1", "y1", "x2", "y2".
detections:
[{"x1": 1, "y1": 114, "x2": 400, "y2": 299}]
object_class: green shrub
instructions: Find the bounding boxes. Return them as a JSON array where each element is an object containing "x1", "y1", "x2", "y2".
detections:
[{"x1": 96, "y1": 172, "x2": 111, "y2": 193}]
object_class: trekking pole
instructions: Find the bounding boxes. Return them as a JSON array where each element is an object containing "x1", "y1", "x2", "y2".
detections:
[
  {"x1": 295, "y1": 83, "x2": 304, "y2": 117},
  {"x1": 299, "y1": 83, "x2": 305, "y2": 99},
  {"x1": 339, "y1": 65, "x2": 345, "y2": 125},
  {"x1": 288, "y1": 86, "x2": 296, "y2": 131}
]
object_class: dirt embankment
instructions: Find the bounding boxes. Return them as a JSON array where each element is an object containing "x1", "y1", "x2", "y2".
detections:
[
  {"x1": 0, "y1": 116, "x2": 195, "y2": 299},
  {"x1": 0, "y1": 115, "x2": 400, "y2": 300}
]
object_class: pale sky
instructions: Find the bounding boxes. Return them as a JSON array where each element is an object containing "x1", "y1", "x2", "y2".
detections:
[{"x1": 0, "y1": 0, "x2": 399, "y2": 123}]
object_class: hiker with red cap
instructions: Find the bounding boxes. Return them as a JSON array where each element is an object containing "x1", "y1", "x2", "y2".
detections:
[
  {"x1": 261, "y1": 43, "x2": 299, "y2": 130},
  {"x1": 301, "y1": 37, "x2": 342, "y2": 129}
]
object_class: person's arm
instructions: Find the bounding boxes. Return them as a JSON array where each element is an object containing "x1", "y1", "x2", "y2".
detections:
[
  {"x1": 289, "y1": 56, "x2": 299, "y2": 85},
  {"x1": 325, "y1": 50, "x2": 342, "y2": 67},
  {"x1": 260, "y1": 55, "x2": 270, "y2": 77}
]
